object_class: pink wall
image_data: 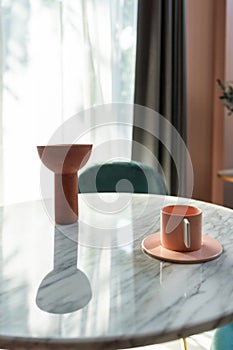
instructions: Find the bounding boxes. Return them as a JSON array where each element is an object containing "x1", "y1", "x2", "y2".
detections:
[
  {"x1": 186, "y1": 0, "x2": 225, "y2": 204},
  {"x1": 211, "y1": 0, "x2": 225, "y2": 205},
  {"x1": 223, "y1": 0, "x2": 233, "y2": 207}
]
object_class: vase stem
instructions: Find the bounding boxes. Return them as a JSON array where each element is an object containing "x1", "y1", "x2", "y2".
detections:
[{"x1": 55, "y1": 173, "x2": 78, "y2": 225}]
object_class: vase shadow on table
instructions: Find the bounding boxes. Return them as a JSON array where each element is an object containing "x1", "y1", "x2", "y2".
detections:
[{"x1": 36, "y1": 224, "x2": 92, "y2": 314}]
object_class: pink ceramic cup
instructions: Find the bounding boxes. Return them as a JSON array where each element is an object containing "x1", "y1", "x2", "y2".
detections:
[{"x1": 161, "y1": 205, "x2": 202, "y2": 252}]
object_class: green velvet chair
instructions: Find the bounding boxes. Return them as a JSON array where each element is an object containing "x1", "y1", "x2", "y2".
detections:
[
  {"x1": 211, "y1": 324, "x2": 233, "y2": 350},
  {"x1": 78, "y1": 161, "x2": 168, "y2": 195}
]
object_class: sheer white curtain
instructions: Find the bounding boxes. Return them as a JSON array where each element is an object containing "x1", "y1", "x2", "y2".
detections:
[{"x1": 0, "y1": 0, "x2": 138, "y2": 205}]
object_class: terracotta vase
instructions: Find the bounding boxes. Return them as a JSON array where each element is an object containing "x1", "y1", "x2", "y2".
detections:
[{"x1": 37, "y1": 144, "x2": 92, "y2": 224}]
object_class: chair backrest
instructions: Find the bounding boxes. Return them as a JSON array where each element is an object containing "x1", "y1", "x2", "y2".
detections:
[{"x1": 79, "y1": 161, "x2": 168, "y2": 195}]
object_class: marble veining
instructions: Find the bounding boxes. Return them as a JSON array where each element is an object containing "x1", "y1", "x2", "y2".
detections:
[{"x1": 0, "y1": 194, "x2": 233, "y2": 349}]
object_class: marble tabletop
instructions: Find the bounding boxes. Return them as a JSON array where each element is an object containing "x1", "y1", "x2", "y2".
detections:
[
  {"x1": 218, "y1": 169, "x2": 233, "y2": 183},
  {"x1": 0, "y1": 193, "x2": 233, "y2": 349}
]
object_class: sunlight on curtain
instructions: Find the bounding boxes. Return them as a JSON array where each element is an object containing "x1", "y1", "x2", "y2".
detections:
[{"x1": 0, "y1": 0, "x2": 137, "y2": 205}]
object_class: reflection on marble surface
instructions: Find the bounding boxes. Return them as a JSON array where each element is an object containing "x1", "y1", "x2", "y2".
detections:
[
  {"x1": 55, "y1": 193, "x2": 167, "y2": 248},
  {"x1": 36, "y1": 226, "x2": 92, "y2": 314},
  {"x1": 0, "y1": 194, "x2": 233, "y2": 349}
]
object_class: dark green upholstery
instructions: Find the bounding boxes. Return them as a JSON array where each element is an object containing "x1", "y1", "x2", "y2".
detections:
[{"x1": 78, "y1": 161, "x2": 167, "y2": 195}]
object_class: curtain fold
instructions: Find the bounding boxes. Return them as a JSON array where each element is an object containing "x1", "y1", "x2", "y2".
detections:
[
  {"x1": 0, "y1": 0, "x2": 137, "y2": 205},
  {"x1": 132, "y1": 0, "x2": 187, "y2": 196}
]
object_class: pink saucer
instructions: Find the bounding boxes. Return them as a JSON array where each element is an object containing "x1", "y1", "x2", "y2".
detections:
[{"x1": 142, "y1": 232, "x2": 223, "y2": 264}]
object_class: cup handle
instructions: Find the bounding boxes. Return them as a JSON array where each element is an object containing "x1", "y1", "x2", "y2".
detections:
[{"x1": 183, "y1": 218, "x2": 191, "y2": 248}]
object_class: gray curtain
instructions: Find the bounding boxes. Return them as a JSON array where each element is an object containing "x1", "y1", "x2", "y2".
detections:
[{"x1": 132, "y1": 0, "x2": 187, "y2": 196}]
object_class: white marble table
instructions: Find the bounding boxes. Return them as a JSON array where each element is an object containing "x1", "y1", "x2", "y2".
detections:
[
  {"x1": 0, "y1": 193, "x2": 233, "y2": 349},
  {"x1": 218, "y1": 169, "x2": 233, "y2": 183}
]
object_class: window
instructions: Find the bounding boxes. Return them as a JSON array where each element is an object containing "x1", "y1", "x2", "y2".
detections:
[{"x1": 0, "y1": 0, "x2": 138, "y2": 204}]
